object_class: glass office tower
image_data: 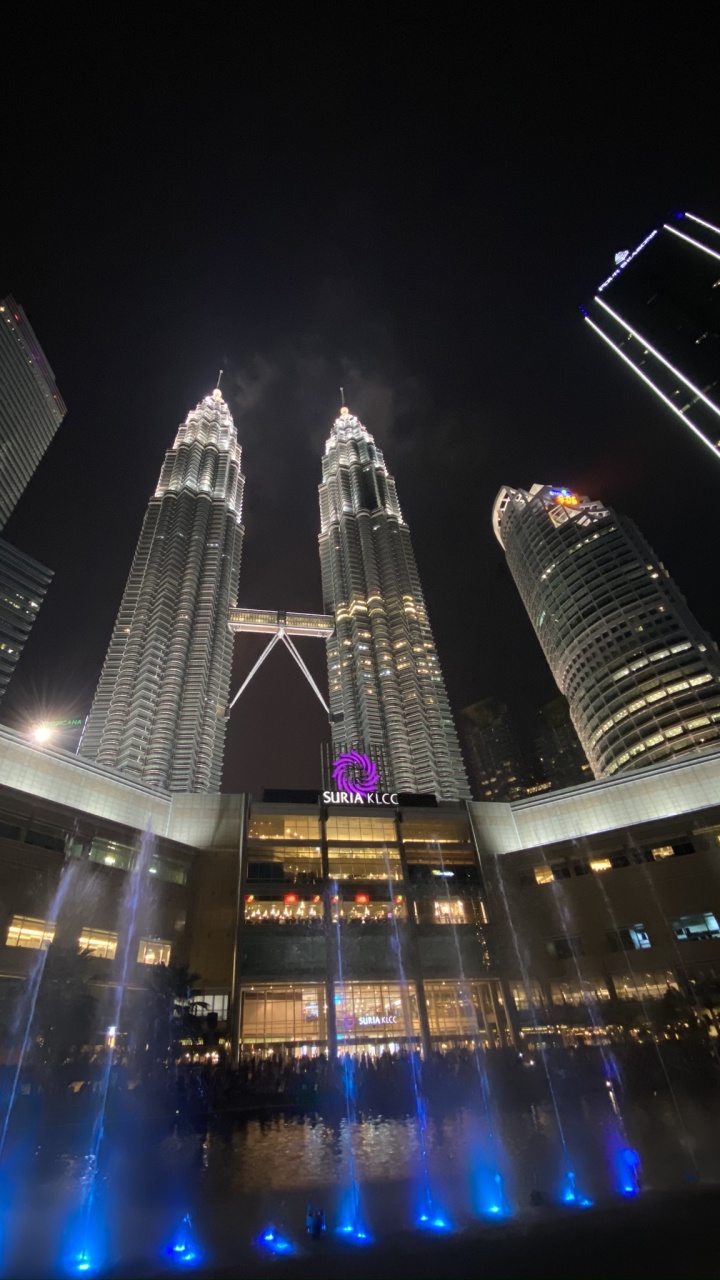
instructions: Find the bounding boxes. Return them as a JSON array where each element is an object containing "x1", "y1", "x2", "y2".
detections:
[
  {"x1": 584, "y1": 213, "x2": 720, "y2": 460},
  {"x1": 460, "y1": 698, "x2": 533, "y2": 801},
  {"x1": 0, "y1": 539, "x2": 52, "y2": 707},
  {"x1": 493, "y1": 483, "x2": 720, "y2": 777},
  {"x1": 319, "y1": 404, "x2": 468, "y2": 799},
  {"x1": 0, "y1": 296, "x2": 66, "y2": 530},
  {"x1": 80, "y1": 389, "x2": 244, "y2": 791}
]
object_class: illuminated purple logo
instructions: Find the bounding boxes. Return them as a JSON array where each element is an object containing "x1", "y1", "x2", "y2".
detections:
[{"x1": 331, "y1": 751, "x2": 380, "y2": 797}]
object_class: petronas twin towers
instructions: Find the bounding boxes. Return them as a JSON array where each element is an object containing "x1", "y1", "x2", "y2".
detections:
[{"x1": 80, "y1": 390, "x2": 468, "y2": 800}]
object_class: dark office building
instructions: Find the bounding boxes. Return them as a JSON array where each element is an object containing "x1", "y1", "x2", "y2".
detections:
[
  {"x1": 460, "y1": 698, "x2": 533, "y2": 801},
  {"x1": 0, "y1": 538, "x2": 52, "y2": 707},
  {"x1": 536, "y1": 697, "x2": 591, "y2": 790},
  {"x1": 584, "y1": 212, "x2": 720, "y2": 460},
  {"x1": 0, "y1": 296, "x2": 66, "y2": 530}
]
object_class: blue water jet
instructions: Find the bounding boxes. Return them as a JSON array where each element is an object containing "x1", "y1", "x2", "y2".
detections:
[
  {"x1": 0, "y1": 859, "x2": 82, "y2": 1168},
  {"x1": 472, "y1": 1162, "x2": 510, "y2": 1219},
  {"x1": 75, "y1": 832, "x2": 156, "y2": 1266},
  {"x1": 418, "y1": 1211, "x2": 452, "y2": 1232},
  {"x1": 165, "y1": 1214, "x2": 201, "y2": 1266},
  {"x1": 615, "y1": 1147, "x2": 641, "y2": 1197},
  {"x1": 560, "y1": 1170, "x2": 592, "y2": 1207},
  {"x1": 257, "y1": 1227, "x2": 294, "y2": 1255}
]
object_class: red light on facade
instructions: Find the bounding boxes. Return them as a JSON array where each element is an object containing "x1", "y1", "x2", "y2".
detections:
[
  {"x1": 245, "y1": 894, "x2": 255, "y2": 903},
  {"x1": 284, "y1": 894, "x2": 298, "y2": 904},
  {"x1": 313, "y1": 895, "x2": 321, "y2": 903},
  {"x1": 355, "y1": 893, "x2": 369, "y2": 904}
]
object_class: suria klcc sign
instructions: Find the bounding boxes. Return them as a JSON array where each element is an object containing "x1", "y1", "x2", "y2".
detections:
[{"x1": 323, "y1": 751, "x2": 398, "y2": 806}]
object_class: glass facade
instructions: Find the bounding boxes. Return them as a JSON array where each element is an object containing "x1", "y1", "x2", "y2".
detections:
[
  {"x1": 0, "y1": 539, "x2": 53, "y2": 708},
  {"x1": 326, "y1": 815, "x2": 395, "y2": 842},
  {"x1": 88, "y1": 837, "x2": 189, "y2": 884},
  {"x1": 79, "y1": 927, "x2": 117, "y2": 960},
  {"x1": 6, "y1": 916, "x2": 55, "y2": 949},
  {"x1": 0, "y1": 296, "x2": 66, "y2": 531},
  {"x1": 327, "y1": 845, "x2": 402, "y2": 880},
  {"x1": 236, "y1": 803, "x2": 502, "y2": 1053},
  {"x1": 335, "y1": 981, "x2": 420, "y2": 1043},
  {"x1": 240, "y1": 984, "x2": 327, "y2": 1045},
  {"x1": 584, "y1": 214, "x2": 720, "y2": 463},
  {"x1": 244, "y1": 894, "x2": 324, "y2": 926},
  {"x1": 137, "y1": 937, "x2": 172, "y2": 964},
  {"x1": 424, "y1": 980, "x2": 495, "y2": 1038},
  {"x1": 493, "y1": 484, "x2": 720, "y2": 777},
  {"x1": 248, "y1": 814, "x2": 320, "y2": 840},
  {"x1": 331, "y1": 895, "x2": 406, "y2": 923}
]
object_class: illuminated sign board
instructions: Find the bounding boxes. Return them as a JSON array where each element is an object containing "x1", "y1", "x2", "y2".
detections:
[
  {"x1": 323, "y1": 751, "x2": 398, "y2": 806},
  {"x1": 549, "y1": 488, "x2": 579, "y2": 508},
  {"x1": 342, "y1": 1013, "x2": 399, "y2": 1031}
]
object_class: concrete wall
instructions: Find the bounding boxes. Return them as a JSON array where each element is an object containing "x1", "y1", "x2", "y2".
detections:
[{"x1": 469, "y1": 744, "x2": 720, "y2": 855}]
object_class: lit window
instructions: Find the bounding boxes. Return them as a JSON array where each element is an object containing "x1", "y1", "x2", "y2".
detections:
[
  {"x1": 79, "y1": 928, "x2": 118, "y2": 959},
  {"x1": 137, "y1": 938, "x2": 172, "y2": 965},
  {"x1": 6, "y1": 916, "x2": 55, "y2": 949},
  {"x1": 608, "y1": 924, "x2": 651, "y2": 952},
  {"x1": 673, "y1": 913, "x2": 720, "y2": 941},
  {"x1": 589, "y1": 858, "x2": 612, "y2": 873},
  {"x1": 433, "y1": 899, "x2": 466, "y2": 924}
]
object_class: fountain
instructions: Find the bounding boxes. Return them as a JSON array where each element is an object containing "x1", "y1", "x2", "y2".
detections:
[
  {"x1": 331, "y1": 879, "x2": 368, "y2": 1241},
  {"x1": 0, "y1": 856, "x2": 84, "y2": 1168},
  {"x1": 1, "y1": 823, "x2": 719, "y2": 1275},
  {"x1": 489, "y1": 846, "x2": 592, "y2": 1207},
  {"x1": 377, "y1": 852, "x2": 446, "y2": 1229},
  {"x1": 68, "y1": 830, "x2": 157, "y2": 1274},
  {"x1": 427, "y1": 839, "x2": 509, "y2": 1219}
]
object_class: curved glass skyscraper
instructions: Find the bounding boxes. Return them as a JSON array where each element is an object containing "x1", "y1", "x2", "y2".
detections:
[
  {"x1": 319, "y1": 404, "x2": 468, "y2": 799},
  {"x1": 80, "y1": 389, "x2": 244, "y2": 791},
  {"x1": 493, "y1": 483, "x2": 720, "y2": 777}
]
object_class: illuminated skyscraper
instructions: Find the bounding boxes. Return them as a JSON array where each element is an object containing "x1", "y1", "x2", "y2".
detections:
[
  {"x1": 584, "y1": 212, "x2": 720, "y2": 460},
  {"x1": 319, "y1": 404, "x2": 468, "y2": 799},
  {"x1": 80, "y1": 389, "x2": 244, "y2": 791},
  {"x1": 493, "y1": 483, "x2": 720, "y2": 778},
  {"x1": 0, "y1": 296, "x2": 66, "y2": 530}
]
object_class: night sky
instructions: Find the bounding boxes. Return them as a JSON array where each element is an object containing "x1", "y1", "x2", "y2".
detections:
[{"x1": 2, "y1": 7, "x2": 720, "y2": 796}]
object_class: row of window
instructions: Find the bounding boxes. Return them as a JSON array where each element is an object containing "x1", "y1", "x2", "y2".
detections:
[
  {"x1": 243, "y1": 893, "x2": 483, "y2": 926},
  {"x1": 510, "y1": 972, "x2": 679, "y2": 1008},
  {"x1": 0, "y1": 817, "x2": 189, "y2": 885},
  {"x1": 238, "y1": 979, "x2": 507, "y2": 1044},
  {"x1": 547, "y1": 912, "x2": 720, "y2": 959},
  {"x1": 6, "y1": 916, "x2": 172, "y2": 962},
  {"x1": 247, "y1": 813, "x2": 472, "y2": 844},
  {"x1": 531, "y1": 840, "x2": 695, "y2": 884}
]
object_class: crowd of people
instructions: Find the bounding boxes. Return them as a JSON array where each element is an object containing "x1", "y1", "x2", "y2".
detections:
[{"x1": 164, "y1": 1038, "x2": 720, "y2": 1127}]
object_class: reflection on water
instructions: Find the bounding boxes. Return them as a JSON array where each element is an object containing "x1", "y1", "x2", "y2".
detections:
[{"x1": 2, "y1": 1078, "x2": 720, "y2": 1275}]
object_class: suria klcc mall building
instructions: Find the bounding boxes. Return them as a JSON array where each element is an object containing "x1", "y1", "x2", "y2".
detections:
[{"x1": 2, "y1": 391, "x2": 720, "y2": 1059}]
